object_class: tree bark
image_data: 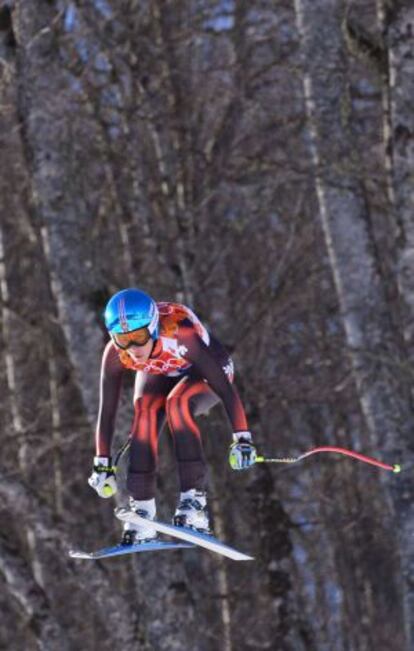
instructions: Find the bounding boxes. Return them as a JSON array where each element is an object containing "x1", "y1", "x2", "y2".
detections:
[
  {"x1": 0, "y1": 537, "x2": 70, "y2": 651},
  {"x1": 386, "y1": 5, "x2": 414, "y2": 358},
  {"x1": 294, "y1": 0, "x2": 413, "y2": 647},
  {"x1": 14, "y1": 1, "x2": 104, "y2": 423},
  {"x1": 0, "y1": 471, "x2": 144, "y2": 650}
]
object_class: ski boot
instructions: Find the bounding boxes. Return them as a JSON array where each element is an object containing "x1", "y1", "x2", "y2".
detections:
[
  {"x1": 120, "y1": 497, "x2": 158, "y2": 546},
  {"x1": 173, "y1": 489, "x2": 212, "y2": 534}
]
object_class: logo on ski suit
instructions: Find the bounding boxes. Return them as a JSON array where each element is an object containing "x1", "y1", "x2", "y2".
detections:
[{"x1": 117, "y1": 302, "x2": 209, "y2": 376}]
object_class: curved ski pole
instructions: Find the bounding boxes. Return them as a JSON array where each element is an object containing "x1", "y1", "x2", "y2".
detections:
[
  {"x1": 255, "y1": 446, "x2": 401, "y2": 473},
  {"x1": 113, "y1": 437, "x2": 132, "y2": 471}
]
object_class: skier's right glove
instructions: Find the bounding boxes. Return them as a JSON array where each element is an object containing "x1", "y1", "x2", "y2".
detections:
[
  {"x1": 229, "y1": 431, "x2": 257, "y2": 470},
  {"x1": 88, "y1": 456, "x2": 118, "y2": 498}
]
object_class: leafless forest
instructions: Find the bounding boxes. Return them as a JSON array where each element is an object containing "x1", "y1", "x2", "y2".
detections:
[{"x1": 0, "y1": 1, "x2": 413, "y2": 650}]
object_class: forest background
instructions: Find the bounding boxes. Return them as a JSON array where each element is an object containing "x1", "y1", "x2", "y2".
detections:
[{"x1": 0, "y1": 1, "x2": 413, "y2": 650}]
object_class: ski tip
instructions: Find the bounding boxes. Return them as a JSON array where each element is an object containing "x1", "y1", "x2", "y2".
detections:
[{"x1": 69, "y1": 550, "x2": 92, "y2": 559}]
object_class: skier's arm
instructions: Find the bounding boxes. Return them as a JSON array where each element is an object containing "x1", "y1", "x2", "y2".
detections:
[
  {"x1": 95, "y1": 340, "x2": 125, "y2": 456},
  {"x1": 177, "y1": 322, "x2": 249, "y2": 433}
]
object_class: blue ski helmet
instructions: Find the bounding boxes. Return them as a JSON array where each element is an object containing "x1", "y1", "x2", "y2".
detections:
[{"x1": 104, "y1": 288, "x2": 159, "y2": 339}]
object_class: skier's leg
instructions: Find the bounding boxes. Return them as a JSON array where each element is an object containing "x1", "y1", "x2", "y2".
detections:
[
  {"x1": 122, "y1": 373, "x2": 176, "y2": 544},
  {"x1": 127, "y1": 372, "x2": 176, "y2": 500},
  {"x1": 166, "y1": 376, "x2": 219, "y2": 532},
  {"x1": 166, "y1": 376, "x2": 218, "y2": 490}
]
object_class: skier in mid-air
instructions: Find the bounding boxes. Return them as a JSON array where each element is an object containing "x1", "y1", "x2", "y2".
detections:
[{"x1": 88, "y1": 288, "x2": 256, "y2": 545}]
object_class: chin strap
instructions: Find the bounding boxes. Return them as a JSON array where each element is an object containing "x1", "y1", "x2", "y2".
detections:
[{"x1": 255, "y1": 446, "x2": 401, "y2": 473}]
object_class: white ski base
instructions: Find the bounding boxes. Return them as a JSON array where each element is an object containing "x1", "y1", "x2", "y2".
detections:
[{"x1": 115, "y1": 507, "x2": 254, "y2": 561}]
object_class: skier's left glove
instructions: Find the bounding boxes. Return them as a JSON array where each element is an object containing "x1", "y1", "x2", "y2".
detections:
[
  {"x1": 88, "y1": 456, "x2": 118, "y2": 498},
  {"x1": 229, "y1": 431, "x2": 257, "y2": 470}
]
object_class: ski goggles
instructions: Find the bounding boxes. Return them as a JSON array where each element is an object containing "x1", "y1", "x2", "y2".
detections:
[{"x1": 111, "y1": 327, "x2": 152, "y2": 349}]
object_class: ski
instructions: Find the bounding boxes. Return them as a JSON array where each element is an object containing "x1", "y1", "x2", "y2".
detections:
[
  {"x1": 115, "y1": 507, "x2": 254, "y2": 561},
  {"x1": 69, "y1": 540, "x2": 194, "y2": 560}
]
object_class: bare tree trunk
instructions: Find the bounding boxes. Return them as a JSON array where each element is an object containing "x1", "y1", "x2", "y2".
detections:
[
  {"x1": 0, "y1": 229, "x2": 25, "y2": 464},
  {"x1": 47, "y1": 350, "x2": 64, "y2": 515},
  {"x1": 383, "y1": 4, "x2": 414, "y2": 359},
  {"x1": 0, "y1": 537, "x2": 70, "y2": 651},
  {"x1": 293, "y1": 0, "x2": 413, "y2": 647},
  {"x1": 38, "y1": 226, "x2": 100, "y2": 424},
  {"x1": 14, "y1": 2, "x2": 103, "y2": 423},
  {"x1": 0, "y1": 225, "x2": 48, "y2": 593},
  {"x1": 0, "y1": 471, "x2": 144, "y2": 650}
]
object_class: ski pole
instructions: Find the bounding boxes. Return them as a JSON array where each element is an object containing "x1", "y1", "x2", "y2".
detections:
[
  {"x1": 255, "y1": 446, "x2": 401, "y2": 473},
  {"x1": 113, "y1": 437, "x2": 132, "y2": 470}
]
